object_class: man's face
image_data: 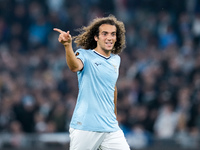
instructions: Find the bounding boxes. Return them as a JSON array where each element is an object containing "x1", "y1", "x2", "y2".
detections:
[{"x1": 95, "y1": 24, "x2": 117, "y2": 51}]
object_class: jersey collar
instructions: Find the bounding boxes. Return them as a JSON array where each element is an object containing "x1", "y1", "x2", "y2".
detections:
[{"x1": 92, "y1": 50, "x2": 111, "y2": 60}]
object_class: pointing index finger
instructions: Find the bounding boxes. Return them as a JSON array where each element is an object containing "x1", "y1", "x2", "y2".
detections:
[{"x1": 53, "y1": 28, "x2": 64, "y2": 34}]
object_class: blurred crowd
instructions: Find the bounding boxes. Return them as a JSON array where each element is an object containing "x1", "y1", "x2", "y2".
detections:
[{"x1": 0, "y1": 0, "x2": 200, "y2": 149}]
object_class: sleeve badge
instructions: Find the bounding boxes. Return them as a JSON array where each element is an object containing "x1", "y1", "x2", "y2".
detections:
[{"x1": 75, "y1": 52, "x2": 80, "y2": 56}]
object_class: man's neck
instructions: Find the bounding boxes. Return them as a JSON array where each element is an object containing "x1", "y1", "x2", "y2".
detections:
[{"x1": 94, "y1": 47, "x2": 111, "y2": 57}]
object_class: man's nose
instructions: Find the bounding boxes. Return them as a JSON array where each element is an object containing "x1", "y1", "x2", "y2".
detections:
[{"x1": 107, "y1": 34, "x2": 113, "y2": 39}]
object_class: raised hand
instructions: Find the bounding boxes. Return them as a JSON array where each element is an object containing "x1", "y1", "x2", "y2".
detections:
[{"x1": 53, "y1": 28, "x2": 72, "y2": 46}]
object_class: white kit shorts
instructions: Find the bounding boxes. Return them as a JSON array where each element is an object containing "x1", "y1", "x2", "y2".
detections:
[{"x1": 69, "y1": 128, "x2": 130, "y2": 150}]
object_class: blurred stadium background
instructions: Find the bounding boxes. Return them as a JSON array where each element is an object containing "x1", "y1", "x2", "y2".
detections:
[{"x1": 0, "y1": 0, "x2": 200, "y2": 150}]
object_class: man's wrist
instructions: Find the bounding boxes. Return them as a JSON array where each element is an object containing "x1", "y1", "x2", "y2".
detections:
[{"x1": 64, "y1": 43, "x2": 72, "y2": 47}]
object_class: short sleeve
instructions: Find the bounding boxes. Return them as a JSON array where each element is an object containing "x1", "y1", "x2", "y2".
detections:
[{"x1": 75, "y1": 49, "x2": 86, "y2": 65}]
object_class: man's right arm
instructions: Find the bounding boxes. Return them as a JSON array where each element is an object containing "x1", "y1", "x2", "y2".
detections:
[
  {"x1": 64, "y1": 44, "x2": 83, "y2": 72},
  {"x1": 53, "y1": 28, "x2": 83, "y2": 72}
]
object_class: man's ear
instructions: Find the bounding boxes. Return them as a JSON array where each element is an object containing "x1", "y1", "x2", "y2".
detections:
[{"x1": 94, "y1": 36, "x2": 98, "y2": 42}]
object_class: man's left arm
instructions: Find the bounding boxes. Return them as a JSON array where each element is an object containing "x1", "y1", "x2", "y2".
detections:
[{"x1": 114, "y1": 86, "x2": 117, "y2": 119}]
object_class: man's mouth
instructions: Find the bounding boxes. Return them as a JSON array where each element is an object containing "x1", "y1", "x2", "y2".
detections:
[{"x1": 105, "y1": 42, "x2": 113, "y2": 47}]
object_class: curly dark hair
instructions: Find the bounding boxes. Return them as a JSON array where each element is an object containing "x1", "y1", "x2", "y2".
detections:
[{"x1": 73, "y1": 15, "x2": 126, "y2": 54}]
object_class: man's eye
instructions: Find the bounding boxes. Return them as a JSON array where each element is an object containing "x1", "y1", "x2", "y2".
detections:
[{"x1": 112, "y1": 33, "x2": 116, "y2": 36}]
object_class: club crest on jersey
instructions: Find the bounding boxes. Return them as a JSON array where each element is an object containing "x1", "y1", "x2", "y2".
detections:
[{"x1": 112, "y1": 64, "x2": 117, "y2": 73}]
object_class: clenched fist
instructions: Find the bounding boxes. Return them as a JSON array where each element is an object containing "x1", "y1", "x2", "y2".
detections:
[{"x1": 53, "y1": 28, "x2": 72, "y2": 46}]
